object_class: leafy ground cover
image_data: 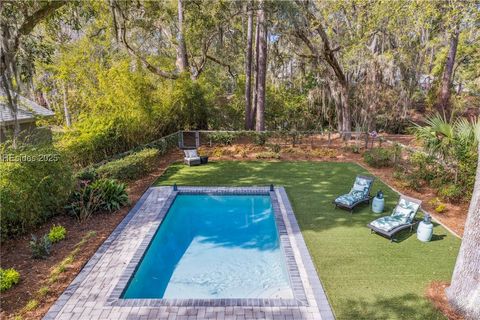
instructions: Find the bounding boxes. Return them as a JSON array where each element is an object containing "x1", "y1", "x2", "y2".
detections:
[{"x1": 156, "y1": 161, "x2": 461, "y2": 320}]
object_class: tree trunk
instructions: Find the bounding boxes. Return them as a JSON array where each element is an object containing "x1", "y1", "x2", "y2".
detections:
[
  {"x1": 340, "y1": 84, "x2": 351, "y2": 138},
  {"x1": 62, "y1": 83, "x2": 71, "y2": 127},
  {"x1": 176, "y1": 0, "x2": 189, "y2": 73},
  {"x1": 446, "y1": 143, "x2": 480, "y2": 319},
  {"x1": 255, "y1": 1, "x2": 267, "y2": 132},
  {"x1": 251, "y1": 15, "x2": 260, "y2": 129},
  {"x1": 244, "y1": 1, "x2": 254, "y2": 130},
  {"x1": 437, "y1": 28, "x2": 459, "y2": 120}
]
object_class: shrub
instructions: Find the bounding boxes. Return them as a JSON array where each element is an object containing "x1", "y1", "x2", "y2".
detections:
[
  {"x1": 0, "y1": 144, "x2": 73, "y2": 239},
  {"x1": 90, "y1": 179, "x2": 129, "y2": 212},
  {"x1": 23, "y1": 299, "x2": 39, "y2": 312},
  {"x1": 212, "y1": 147, "x2": 224, "y2": 157},
  {"x1": 438, "y1": 184, "x2": 464, "y2": 203},
  {"x1": 66, "y1": 181, "x2": 104, "y2": 222},
  {"x1": 66, "y1": 179, "x2": 128, "y2": 221},
  {"x1": 96, "y1": 148, "x2": 159, "y2": 181},
  {"x1": 363, "y1": 148, "x2": 393, "y2": 168},
  {"x1": 254, "y1": 132, "x2": 268, "y2": 146},
  {"x1": 0, "y1": 268, "x2": 20, "y2": 292},
  {"x1": 269, "y1": 144, "x2": 281, "y2": 153},
  {"x1": 75, "y1": 167, "x2": 98, "y2": 182},
  {"x1": 208, "y1": 132, "x2": 236, "y2": 145},
  {"x1": 256, "y1": 151, "x2": 280, "y2": 159},
  {"x1": 48, "y1": 225, "x2": 67, "y2": 243},
  {"x1": 435, "y1": 203, "x2": 447, "y2": 213},
  {"x1": 30, "y1": 235, "x2": 52, "y2": 259}
]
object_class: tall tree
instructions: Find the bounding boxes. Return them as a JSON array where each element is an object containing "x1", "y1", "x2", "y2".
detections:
[
  {"x1": 446, "y1": 127, "x2": 480, "y2": 319},
  {"x1": 294, "y1": 1, "x2": 351, "y2": 137},
  {"x1": 176, "y1": 0, "x2": 189, "y2": 73},
  {"x1": 244, "y1": 1, "x2": 254, "y2": 130},
  {"x1": 0, "y1": 0, "x2": 67, "y2": 146},
  {"x1": 255, "y1": 0, "x2": 267, "y2": 132},
  {"x1": 436, "y1": 27, "x2": 459, "y2": 119}
]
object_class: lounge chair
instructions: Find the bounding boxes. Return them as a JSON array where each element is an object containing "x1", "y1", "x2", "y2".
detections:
[
  {"x1": 183, "y1": 149, "x2": 201, "y2": 166},
  {"x1": 367, "y1": 195, "x2": 422, "y2": 242},
  {"x1": 333, "y1": 175, "x2": 374, "y2": 213}
]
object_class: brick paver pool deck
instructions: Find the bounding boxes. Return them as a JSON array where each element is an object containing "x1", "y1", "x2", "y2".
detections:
[{"x1": 44, "y1": 186, "x2": 335, "y2": 320}]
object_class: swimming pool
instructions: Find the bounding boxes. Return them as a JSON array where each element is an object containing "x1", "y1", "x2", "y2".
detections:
[{"x1": 122, "y1": 194, "x2": 293, "y2": 299}]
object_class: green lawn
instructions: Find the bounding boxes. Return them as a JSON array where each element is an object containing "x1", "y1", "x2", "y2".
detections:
[{"x1": 155, "y1": 161, "x2": 460, "y2": 320}]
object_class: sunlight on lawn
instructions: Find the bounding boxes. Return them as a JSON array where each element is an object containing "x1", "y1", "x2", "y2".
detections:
[{"x1": 156, "y1": 161, "x2": 461, "y2": 320}]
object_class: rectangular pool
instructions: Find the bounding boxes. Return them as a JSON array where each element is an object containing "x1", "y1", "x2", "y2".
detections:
[{"x1": 122, "y1": 194, "x2": 293, "y2": 299}]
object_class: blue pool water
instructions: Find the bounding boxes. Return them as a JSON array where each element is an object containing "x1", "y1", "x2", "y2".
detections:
[{"x1": 122, "y1": 194, "x2": 293, "y2": 299}]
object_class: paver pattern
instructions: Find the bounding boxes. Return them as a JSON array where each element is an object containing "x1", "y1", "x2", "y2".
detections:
[{"x1": 44, "y1": 186, "x2": 334, "y2": 320}]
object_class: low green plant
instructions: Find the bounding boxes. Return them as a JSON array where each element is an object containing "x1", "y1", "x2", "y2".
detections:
[
  {"x1": 75, "y1": 167, "x2": 98, "y2": 182},
  {"x1": 269, "y1": 144, "x2": 281, "y2": 153},
  {"x1": 91, "y1": 179, "x2": 129, "y2": 212},
  {"x1": 48, "y1": 225, "x2": 67, "y2": 243},
  {"x1": 208, "y1": 132, "x2": 236, "y2": 145},
  {"x1": 256, "y1": 151, "x2": 280, "y2": 159},
  {"x1": 96, "y1": 148, "x2": 159, "y2": 181},
  {"x1": 363, "y1": 147, "x2": 393, "y2": 168},
  {"x1": 37, "y1": 286, "x2": 49, "y2": 298},
  {"x1": 23, "y1": 299, "x2": 38, "y2": 312},
  {"x1": 30, "y1": 235, "x2": 52, "y2": 259},
  {"x1": 435, "y1": 203, "x2": 447, "y2": 213},
  {"x1": 428, "y1": 197, "x2": 447, "y2": 213},
  {"x1": 438, "y1": 184, "x2": 464, "y2": 203},
  {"x1": 0, "y1": 268, "x2": 20, "y2": 292},
  {"x1": 254, "y1": 132, "x2": 268, "y2": 146},
  {"x1": 66, "y1": 181, "x2": 104, "y2": 222},
  {"x1": 66, "y1": 179, "x2": 128, "y2": 221}
]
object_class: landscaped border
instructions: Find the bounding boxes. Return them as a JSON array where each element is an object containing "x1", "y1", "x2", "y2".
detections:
[{"x1": 43, "y1": 186, "x2": 334, "y2": 320}]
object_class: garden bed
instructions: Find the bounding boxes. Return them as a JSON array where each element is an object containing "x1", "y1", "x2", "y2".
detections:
[{"x1": 0, "y1": 150, "x2": 182, "y2": 320}]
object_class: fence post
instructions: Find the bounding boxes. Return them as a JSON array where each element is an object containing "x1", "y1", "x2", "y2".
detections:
[
  {"x1": 178, "y1": 131, "x2": 184, "y2": 149},
  {"x1": 195, "y1": 131, "x2": 200, "y2": 148}
]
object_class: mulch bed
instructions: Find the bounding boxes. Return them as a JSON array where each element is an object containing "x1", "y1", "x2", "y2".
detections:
[
  {"x1": 426, "y1": 282, "x2": 464, "y2": 320},
  {"x1": 1, "y1": 140, "x2": 468, "y2": 320},
  {"x1": 0, "y1": 150, "x2": 182, "y2": 320}
]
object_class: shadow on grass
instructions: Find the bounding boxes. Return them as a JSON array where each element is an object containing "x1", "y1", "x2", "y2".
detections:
[{"x1": 340, "y1": 293, "x2": 444, "y2": 320}]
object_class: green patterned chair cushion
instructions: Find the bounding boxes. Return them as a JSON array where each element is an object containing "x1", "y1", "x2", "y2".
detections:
[
  {"x1": 351, "y1": 177, "x2": 372, "y2": 196},
  {"x1": 391, "y1": 198, "x2": 420, "y2": 223},
  {"x1": 370, "y1": 216, "x2": 406, "y2": 232},
  {"x1": 335, "y1": 190, "x2": 367, "y2": 206},
  {"x1": 392, "y1": 206, "x2": 414, "y2": 223}
]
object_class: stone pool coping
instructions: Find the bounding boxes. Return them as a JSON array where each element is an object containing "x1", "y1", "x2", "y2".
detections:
[{"x1": 43, "y1": 186, "x2": 335, "y2": 320}]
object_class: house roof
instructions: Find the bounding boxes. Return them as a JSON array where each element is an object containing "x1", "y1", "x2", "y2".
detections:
[{"x1": 0, "y1": 90, "x2": 54, "y2": 125}]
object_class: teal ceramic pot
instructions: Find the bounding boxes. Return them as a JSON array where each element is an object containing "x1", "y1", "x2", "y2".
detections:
[
  {"x1": 372, "y1": 196, "x2": 385, "y2": 213},
  {"x1": 417, "y1": 220, "x2": 433, "y2": 242}
]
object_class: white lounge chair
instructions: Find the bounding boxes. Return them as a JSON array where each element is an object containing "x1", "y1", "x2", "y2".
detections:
[
  {"x1": 367, "y1": 195, "x2": 422, "y2": 242},
  {"x1": 183, "y1": 149, "x2": 201, "y2": 166}
]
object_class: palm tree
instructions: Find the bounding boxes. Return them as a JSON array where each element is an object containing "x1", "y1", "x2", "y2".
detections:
[{"x1": 446, "y1": 121, "x2": 480, "y2": 319}]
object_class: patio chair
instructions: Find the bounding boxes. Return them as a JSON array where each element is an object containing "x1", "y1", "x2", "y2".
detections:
[
  {"x1": 367, "y1": 195, "x2": 422, "y2": 242},
  {"x1": 183, "y1": 149, "x2": 201, "y2": 166},
  {"x1": 333, "y1": 175, "x2": 374, "y2": 213}
]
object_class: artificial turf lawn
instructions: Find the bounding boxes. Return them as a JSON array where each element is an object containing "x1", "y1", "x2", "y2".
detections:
[{"x1": 155, "y1": 161, "x2": 461, "y2": 320}]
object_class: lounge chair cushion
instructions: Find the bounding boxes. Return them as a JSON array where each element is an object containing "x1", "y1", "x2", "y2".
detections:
[
  {"x1": 184, "y1": 149, "x2": 198, "y2": 158},
  {"x1": 351, "y1": 176, "x2": 372, "y2": 196},
  {"x1": 392, "y1": 198, "x2": 420, "y2": 223},
  {"x1": 370, "y1": 216, "x2": 406, "y2": 232},
  {"x1": 392, "y1": 206, "x2": 414, "y2": 223},
  {"x1": 335, "y1": 190, "x2": 367, "y2": 207}
]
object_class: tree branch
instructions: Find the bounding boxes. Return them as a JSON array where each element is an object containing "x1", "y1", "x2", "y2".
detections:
[
  {"x1": 110, "y1": 0, "x2": 178, "y2": 79},
  {"x1": 206, "y1": 55, "x2": 236, "y2": 78}
]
